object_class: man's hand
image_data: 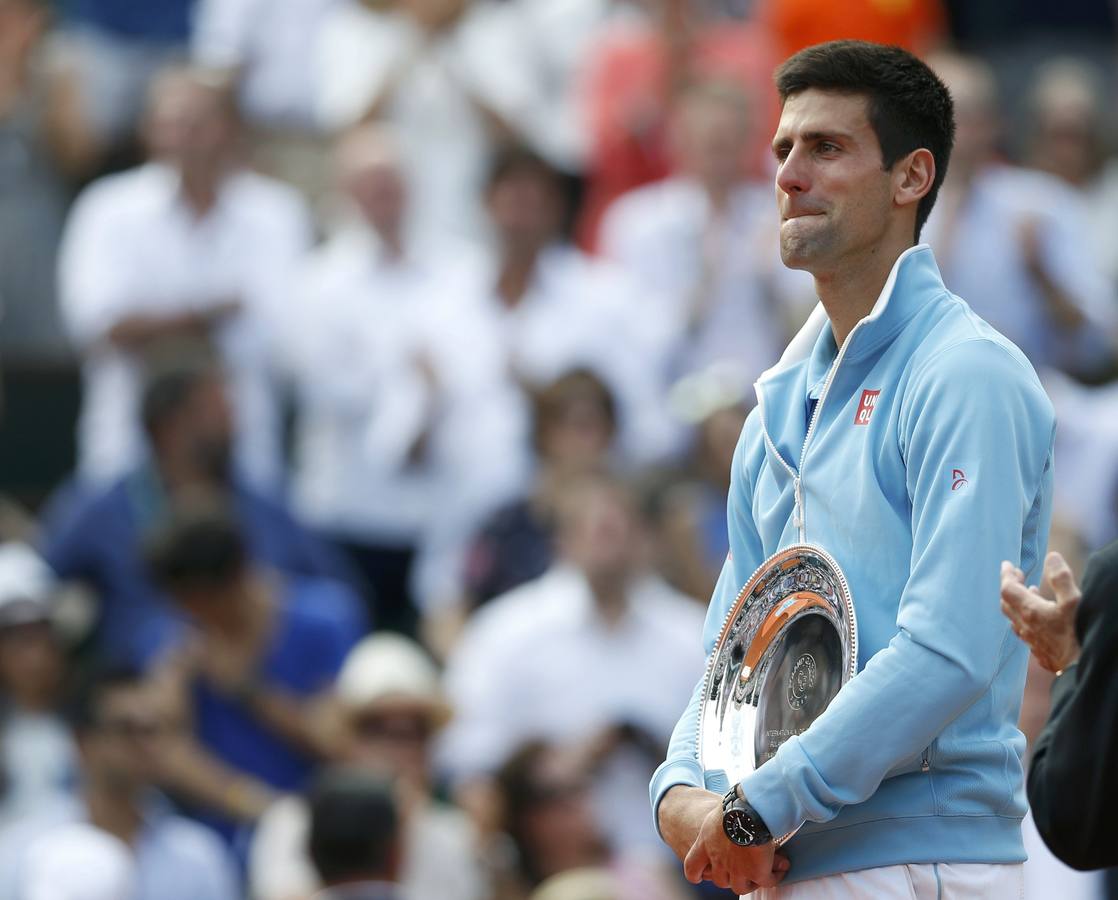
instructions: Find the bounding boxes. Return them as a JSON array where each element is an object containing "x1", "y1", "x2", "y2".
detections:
[
  {"x1": 659, "y1": 786, "x2": 789, "y2": 895},
  {"x1": 684, "y1": 801, "x2": 790, "y2": 895},
  {"x1": 1000, "y1": 553, "x2": 1081, "y2": 673}
]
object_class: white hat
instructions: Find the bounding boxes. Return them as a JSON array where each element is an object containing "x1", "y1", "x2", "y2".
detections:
[
  {"x1": 21, "y1": 823, "x2": 136, "y2": 900},
  {"x1": 336, "y1": 634, "x2": 451, "y2": 726},
  {"x1": 0, "y1": 543, "x2": 56, "y2": 629}
]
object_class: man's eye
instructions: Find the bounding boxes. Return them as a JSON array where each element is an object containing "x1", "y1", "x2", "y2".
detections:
[{"x1": 819, "y1": 142, "x2": 840, "y2": 153}]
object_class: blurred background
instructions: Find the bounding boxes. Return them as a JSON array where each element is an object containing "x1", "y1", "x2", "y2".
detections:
[{"x1": 0, "y1": 0, "x2": 1116, "y2": 897}]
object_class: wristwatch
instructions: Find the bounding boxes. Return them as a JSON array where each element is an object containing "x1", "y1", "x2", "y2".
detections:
[{"x1": 722, "y1": 785, "x2": 773, "y2": 847}]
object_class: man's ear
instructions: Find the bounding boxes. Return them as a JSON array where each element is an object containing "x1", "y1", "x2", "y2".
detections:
[{"x1": 894, "y1": 148, "x2": 936, "y2": 210}]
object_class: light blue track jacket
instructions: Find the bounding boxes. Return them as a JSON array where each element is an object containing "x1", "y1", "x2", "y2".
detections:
[{"x1": 650, "y1": 245, "x2": 1056, "y2": 882}]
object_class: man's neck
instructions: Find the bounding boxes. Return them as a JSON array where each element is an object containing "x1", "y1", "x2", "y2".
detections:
[
  {"x1": 589, "y1": 575, "x2": 630, "y2": 628},
  {"x1": 813, "y1": 237, "x2": 913, "y2": 347},
  {"x1": 179, "y1": 166, "x2": 224, "y2": 218},
  {"x1": 85, "y1": 778, "x2": 144, "y2": 846},
  {"x1": 496, "y1": 248, "x2": 540, "y2": 308}
]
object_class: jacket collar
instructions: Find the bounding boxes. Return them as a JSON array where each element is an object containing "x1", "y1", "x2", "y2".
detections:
[
  {"x1": 752, "y1": 245, "x2": 947, "y2": 474},
  {"x1": 758, "y1": 243, "x2": 946, "y2": 385}
]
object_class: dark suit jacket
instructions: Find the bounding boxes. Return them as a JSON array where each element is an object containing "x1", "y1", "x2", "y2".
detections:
[{"x1": 1028, "y1": 539, "x2": 1118, "y2": 874}]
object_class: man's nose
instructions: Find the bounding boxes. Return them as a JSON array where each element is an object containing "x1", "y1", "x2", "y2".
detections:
[{"x1": 776, "y1": 146, "x2": 810, "y2": 196}]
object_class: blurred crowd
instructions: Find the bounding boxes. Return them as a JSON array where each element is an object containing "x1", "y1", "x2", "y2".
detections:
[{"x1": 0, "y1": 0, "x2": 1116, "y2": 898}]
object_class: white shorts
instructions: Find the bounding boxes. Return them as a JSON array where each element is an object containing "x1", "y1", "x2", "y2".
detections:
[{"x1": 753, "y1": 863, "x2": 1024, "y2": 899}]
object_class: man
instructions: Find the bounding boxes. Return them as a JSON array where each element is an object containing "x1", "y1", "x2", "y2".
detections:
[
  {"x1": 921, "y1": 52, "x2": 1116, "y2": 381},
  {"x1": 58, "y1": 64, "x2": 312, "y2": 491},
  {"x1": 42, "y1": 353, "x2": 357, "y2": 664},
  {"x1": 141, "y1": 501, "x2": 363, "y2": 844},
  {"x1": 307, "y1": 768, "x2": 404, "y2": 900},
  {"x1": 284, "y1": 124, "x2": 489, "y2": 636},
  {"x1": 652, "y1": 41, "x2": 1055, "y2": 897},
  {"x1": 0, "y1": 667, "x2": 239, "y2": 900},
  {"x1": 1001, "y1": 544, "x2": 1118, "y2": 888},
  {"x1": 0, "y1": 543, "x2": 77, "y2": 829},
  {"x1": 440, "y1": 474, "x2": 705, "y2": 868}
]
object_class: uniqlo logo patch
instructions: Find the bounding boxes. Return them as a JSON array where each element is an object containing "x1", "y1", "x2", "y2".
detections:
[{"x1": 854, "y1": 389, "x2": 880, "y2": 426}]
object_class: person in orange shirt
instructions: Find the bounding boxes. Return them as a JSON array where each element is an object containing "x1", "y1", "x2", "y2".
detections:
[{"x1": 758, "y1": 0, "x2": 946, "y2": 62}]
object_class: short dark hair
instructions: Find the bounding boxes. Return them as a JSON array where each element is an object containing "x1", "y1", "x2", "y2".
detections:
[
  {"x1": 65, "y1": 665, "x2": 147, "y2": 736},
  {"x1": 308, "y1": 768, "x2": 399, "y2": 885},
  {"x1": 486, "y1": 144, "x2": 563, "y2": 195},
  {"x1": 775, "y1": 40, "x2": 955, "y2": 239},
  {"x1": 530, "y1": 367, "x2": 618, "y2": 454},
  {"x1": 143, "y1": 501, "x2": 247, "y2": 594}
]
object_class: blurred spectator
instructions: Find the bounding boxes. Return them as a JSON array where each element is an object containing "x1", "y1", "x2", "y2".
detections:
[
  {"x1": 600, "y1": 82, "x2": 810, "y2": 392},
  {"x1": 58, "y1": 64, "x2": 312, "y2": 491},
  {"x1": 494, "y1": 741, "x2": 685, "y2": 900},
  {"x1": 438, "y1": 475, "x2": 705, "y2": 866},
  {"x1": 0, "y1": 544, "x2": 77, "y2": 829},
  {"x1": 250, "y1": 633, "x2": 487, "y2": 900},
  {"x1": 575, "y1": 0, "x2": 776, "y2": 250},
  {"x1": 314, "y1": 0, "x2": 549, "y2": 247},
  {"x1": 54, "y1": 0, "x2": 192, "y2": 142},
  {"x1": 461, "y1": 368, "x2": 619, "y2": 612},
  {"x1": 42, "y1": 354, "x2": 357, "y2": 665},
  {"x1": 641, "y1": 399, "x2": 748, "y2": 602},
  {"x1": 284, "y1": 124, "x2": 489, "y2": 637},
  {"x1": 0, "y1": 0, "x2": 97, "y2": 364},
  {"x1": 140, "y1": 502, "x2": 363, "y2": 843},
  {"x1": 191, "y1": 0, "x2": 342, "y2": 211},
  {"x1": 412, "y1": 147, "x2": 671, "y2": 615},
  {"x1": 0, "y1": 666, "x2": 239, "y2": 900},
  {"x1": 192, "y1": 0, "x2": 339, "y2": 133},
  {"x1": 923, "y1": 52, "x2": 1117, "y2": 380},
  {"x1": 1024, "y1": 58, "x2": 1118, "y2": 295},
  {"x1": 308, "y1": 768, "x2": 404, "y2": 900},
  {"x1": 756, "y1": 0, "x2": 945, "y2": 62},
  {"x1": 18, "y1": 822, "x2": 136, "y2": 900}
]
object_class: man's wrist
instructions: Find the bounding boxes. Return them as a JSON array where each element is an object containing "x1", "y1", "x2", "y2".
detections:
[{"x1": 722, "y1": 785, "x2": 773, "y2": 847}]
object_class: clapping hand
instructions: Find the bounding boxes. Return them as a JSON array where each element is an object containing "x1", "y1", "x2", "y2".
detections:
[{"x1": 1000, "y1": 552, "x2": 1082, "y2": 673}]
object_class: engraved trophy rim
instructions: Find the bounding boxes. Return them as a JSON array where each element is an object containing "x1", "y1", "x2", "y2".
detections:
[{"x1": 697, "y1": 543, "x2": 858, "y2": 843}]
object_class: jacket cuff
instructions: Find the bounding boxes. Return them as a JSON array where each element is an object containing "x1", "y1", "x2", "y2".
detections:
[
  {"x1": 740, "y1": 745, "x2": 806, "y2": 841},
  {"x1": 649, "y1": 757, "x2": 705, "y2": 840}
]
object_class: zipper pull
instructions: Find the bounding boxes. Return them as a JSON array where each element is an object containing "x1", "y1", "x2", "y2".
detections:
[
  {"x1": 921, "y1": 748, "x2": 931, "y2": 773},
  {"x1": 792, "y1": 477, "x2": 803, "y2": 531}
]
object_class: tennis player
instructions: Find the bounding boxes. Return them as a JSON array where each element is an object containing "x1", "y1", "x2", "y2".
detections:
[{"x1": 651, "y1": 40, "x2": 1056, "y2": 898}]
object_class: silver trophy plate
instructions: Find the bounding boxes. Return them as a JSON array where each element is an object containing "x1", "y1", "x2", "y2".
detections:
[{"x1": 698, "y1": 544, "x2": 857, "y2": 840}]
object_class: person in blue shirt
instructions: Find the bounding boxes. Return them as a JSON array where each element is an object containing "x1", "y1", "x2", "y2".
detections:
[
  {"x1": 139, "y1": 499, "x2": 364, "y2": 847},
  {"x1": 652, "y1": 41, "x2": 1055, "y2": 898},
  {"x1": 42, "y1": 351, "x2": 361, "y2": 665}
]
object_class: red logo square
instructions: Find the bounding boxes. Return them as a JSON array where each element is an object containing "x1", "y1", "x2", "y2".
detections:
[{"x1": 854, "y1": 389, "x2": 880, "y2": 426}]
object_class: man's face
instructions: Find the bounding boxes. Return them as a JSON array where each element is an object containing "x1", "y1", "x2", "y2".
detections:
[
  {"x1": 145, "y1": 77, "x2": 235, "y2": 170},
  {"x1": 486, "y1": 169, "x2": 563, "y2": 253},
  {"x1": 772, "y1": 90, "x2": 894, "y2": 274},
  {"x1": 82, "y1": 684, "x2": 171, "y2": 788}
]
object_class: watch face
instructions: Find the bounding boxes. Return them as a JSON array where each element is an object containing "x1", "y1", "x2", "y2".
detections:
[{"x1": 723, "y1": 808, "x2": 758, "y2": 846}]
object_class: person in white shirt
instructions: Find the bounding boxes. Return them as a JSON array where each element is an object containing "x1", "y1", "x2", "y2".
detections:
[
  {"x1": 284, "y1": 124, "x2": 504, "y2": 635},
  {"x1": 411, "y1": 147, "x2": 675, "y2": 613},
  {"x1": 313, "y1": 0, "x2": 550, "y2": 248},
  {"x1": 600, "y1": 81, "x2": 813, "y2": 393},
  {"x1": 58, "y1": 65, "x2": 313, "y2": 492},
  {"x1": 438, "y1": 474, "x2": 706, "y2": 863},
  {"x1": 191, "y1": 0, "x2": 340, "y2": 133},
  {"x1": 922, "y1": 52, "x2": 1117, "y2": 380},
  {"x1": 0, "y1": 667, "x2": 239, "y2": 900}
]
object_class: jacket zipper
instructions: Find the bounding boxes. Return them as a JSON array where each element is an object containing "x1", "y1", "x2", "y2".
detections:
[
  {"x1": 758, "y1": 319, "x2": 867, "y2": 543},
  {"x1": 921, "y1": 746, "x2": 931, "y2": 773}
]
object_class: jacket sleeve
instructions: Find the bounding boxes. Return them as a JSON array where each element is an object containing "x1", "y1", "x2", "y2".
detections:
[
  {"x1": 1027, "y1": 540, "x2": 1118, "y2": 870},
  {"x1": 649, "y1": 413, "x2": 769, "y2": 834},
  {"x1": 739, "y1": 339, "x2": 1055, "y2": 839}
]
